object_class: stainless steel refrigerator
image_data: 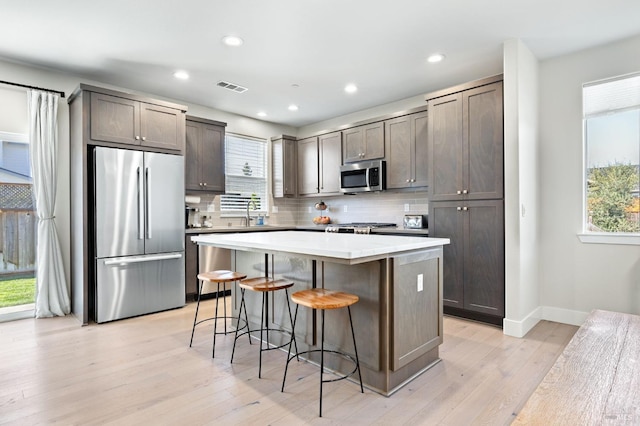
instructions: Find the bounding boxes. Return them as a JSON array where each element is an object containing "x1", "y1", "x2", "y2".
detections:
[{"x1": 94, "y1": 146, "x2": 185, "y2": 323}]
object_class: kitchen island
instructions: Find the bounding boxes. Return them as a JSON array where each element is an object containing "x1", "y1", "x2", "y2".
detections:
[{"x1": 191, "y1": 231, "x2": 449, "y2": 395}]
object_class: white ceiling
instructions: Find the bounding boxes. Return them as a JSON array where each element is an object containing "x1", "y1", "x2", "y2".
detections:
[{"x1": 1, "y1": 0, "x2": 639, "y2": 128}]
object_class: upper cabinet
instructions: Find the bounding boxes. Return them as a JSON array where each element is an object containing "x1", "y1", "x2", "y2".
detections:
[
  {"x1": 384, "y1": 111, "x2": 429, "y2": 189},
  {"x1": 342, "y1": 121, "x2": 384, "y2": 163},
  {"x1": 272, "y1": 135, "x2": 297, "y2": 198},
  {"x1": 427, "y1": 81, "x2": 503, "y2": 201},
  {"x1": 90, "y1": 92, "x2": 185, "y2": 152},
  {"x1": 185, "y1": 116, "x2": 226, "y2": 192},
  {"x1": 297, "y1": 131, "x2": 342, "y2": 196}
]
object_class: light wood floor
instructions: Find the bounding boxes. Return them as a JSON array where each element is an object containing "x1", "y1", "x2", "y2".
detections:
[{"x1": 0, "y1": 299, "x2": 577, "y2": 425}]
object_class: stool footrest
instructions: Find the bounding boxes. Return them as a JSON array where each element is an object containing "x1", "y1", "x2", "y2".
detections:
[
  {"x1": 285, "y1": 349, "x2": 360, "y2": 384},
  {"x1": 193, "y1": 316, "x2": 248, "y2": 336},
  {"x1": 235, "y1": 327, "x2": 296, "y2": 352}
]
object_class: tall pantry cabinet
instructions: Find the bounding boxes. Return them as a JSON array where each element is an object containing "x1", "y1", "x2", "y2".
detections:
[{"x1": 427, "y1": 76, "x2": 505, "y2": 325}]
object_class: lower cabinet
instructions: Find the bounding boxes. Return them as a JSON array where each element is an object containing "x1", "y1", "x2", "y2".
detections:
[{"x1": 429, "y1": 199, "x2": 504, "y2": 321}]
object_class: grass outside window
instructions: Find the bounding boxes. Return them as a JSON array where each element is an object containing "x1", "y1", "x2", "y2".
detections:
[{"x1": 0, "y1": 276, "x2": 36, "y2": 308}]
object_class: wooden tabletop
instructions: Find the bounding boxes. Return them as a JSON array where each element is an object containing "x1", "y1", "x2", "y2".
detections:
[{"x1": 514, "y1": 309, "x2": 640, "y2": 425}]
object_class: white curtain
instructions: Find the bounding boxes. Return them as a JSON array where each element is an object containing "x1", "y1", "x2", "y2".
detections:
[{"x1": 27, "y1": 90, "x2": 70, "y2": 318}]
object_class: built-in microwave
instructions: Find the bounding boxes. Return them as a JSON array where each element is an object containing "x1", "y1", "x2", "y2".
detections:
[{"x1": 340, "y1": 159, "x2": 386, "y2": 193}]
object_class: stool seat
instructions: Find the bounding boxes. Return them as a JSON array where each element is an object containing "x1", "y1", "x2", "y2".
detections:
[
  {"x1": 239, "y1": 277, "x2": 295, "y2": 292},
  {"x1": 291, "y1": 288, "x2": 359, "y2": 310},
  {"x1": 198, "y1": 270, "x2": 247, "y2": 283}
]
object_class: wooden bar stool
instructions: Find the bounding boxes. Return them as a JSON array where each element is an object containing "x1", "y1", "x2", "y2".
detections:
[
  {"x1": 189, "y1": 270, "x2": 250, "y2": 358},
  {"x1": 231, "y1": 276, "x2": 298, "y2": 378},
  {"x1": 281, "y1": 288, "x2": 364, "y2": 417}
]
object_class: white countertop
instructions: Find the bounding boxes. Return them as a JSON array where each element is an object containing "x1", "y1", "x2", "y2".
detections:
[{"x1": 191, "y1": 231, "x2": 449, "y2": 263}]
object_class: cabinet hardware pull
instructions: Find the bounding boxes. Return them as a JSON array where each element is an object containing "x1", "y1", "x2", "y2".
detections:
[
  {"x1": 462, "y1": 189, "x2": 468, "y2": 194},
  {"x1": 457, "y1": 207, "x2": 462, "y2": 211},
  {"x1": 141, "y1": 136, "x2": 146, "y2": 141},
  {"x1": 203, "y1": 182, "x2": 207, "y2": 186},
  {"x1": 457, "y1": 190, "x2": 462, "y2": 194},
  {"x1": 462, "y1": 207, "x2": 468, "y2": 211},
  {"x1": 135, "y1": 136, "x2": 140, "y2": 140}
]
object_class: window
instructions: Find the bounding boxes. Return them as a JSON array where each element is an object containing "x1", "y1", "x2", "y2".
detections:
[
  {"x1": 220, "y1": 133, "x2": 268, "y2": 217},
  {"x1": 583, "y1": 72, "x2": 640, "y2": 237}
]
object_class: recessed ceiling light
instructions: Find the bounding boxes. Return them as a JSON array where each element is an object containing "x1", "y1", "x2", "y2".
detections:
[
  {"x1": 288, "y1": 104, "x2": 299, "y2": 111},
  {"x1": 222, "y1": 35, "x2": 244, "y2": 47},
  {"x1": 257, "y1": 112, "x2": 267, "y2": 117},
  {"x1": 173, "y1": 70, "x2": 189, "y2": 80},
  {"x1": 427, "y1": 53, "x2": 445, "y2": 63},
  {"x1": 344, "y1": 83, "x2": 358, "y2": 94}
]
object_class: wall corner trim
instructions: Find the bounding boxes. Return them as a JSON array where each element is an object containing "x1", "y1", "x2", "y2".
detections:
[{"x1": 503, "y1": 306, "x2": 542, "y2": 337}]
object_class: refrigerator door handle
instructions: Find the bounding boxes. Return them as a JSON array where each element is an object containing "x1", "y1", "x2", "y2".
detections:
[
  {"x1": 137, "y1": 166, "x2": 144, "y2": 240},
  {"x1": 145, "y1": 166, "x2": 152, "y2": 239},
  {"x1": 103, "y1": 253, "x2": 183, "y2": 266}
]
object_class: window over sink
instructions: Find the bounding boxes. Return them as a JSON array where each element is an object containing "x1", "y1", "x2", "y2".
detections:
[{"x1": 219, "y1": 133, "x2": 268, "y2": 217}]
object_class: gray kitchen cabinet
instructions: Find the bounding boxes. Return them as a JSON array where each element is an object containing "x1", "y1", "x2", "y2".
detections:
[
  {"x1": 429, "y1": 199, "x2": 504, "y2": 321},
  {"x1": 272, "y1": 135, "x2": 297, "y2": 197},
  {"x1": 342, "y1": 121, "x2": 384, "y2": 163},
  {"x1": 90, "y1": 92, "x2": 186, "y2": 152},
  {"x1": 185, "y1": 116, "x2": 226, "y2": 192},
  {"x1": 297, "y1": 132, "x2": 342, "y2": 196},
  {"x1": 427, "y1": 81, "x2": 503, "y2": 201},
  {"x1": 297, "y1": 136, "x2": 320, "y2": 196},
  {"x1": 319, "y1": 131, "x2": 342, "y2": 194},
  {"x1": 185, "y1": 234, "x2": 198, "y2": 300},
  {"x1": 384, "y1": 111, "x2": 428, "y2": 189}
]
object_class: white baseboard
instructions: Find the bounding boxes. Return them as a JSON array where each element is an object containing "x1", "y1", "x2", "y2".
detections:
[
  {"x1": 540, "y1": 306, "x2": 589, "y2": 326},
  {"x1": 503, "y1": 306, "x2": 541, "y2": 337},
  {"x1": 503, "y1": 305, "x2": 589, "y2": 337}
]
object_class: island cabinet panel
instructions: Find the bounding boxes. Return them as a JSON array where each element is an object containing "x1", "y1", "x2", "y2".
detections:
[
  {"x1": 384, "y1": 111, "x2": 428, "y2": 189},
  {"x1": 185, "y1": 117, "x2": 226, "y2": 192},
  {"x1": 342, "y1": 121, "x2": 384, "y2": 163},
  {"x1": 90, "y1": 92, "x2": 185, "y2": 152},
  {"x1": 391, "y1": 249, "x2": 443, "y2": 371}
]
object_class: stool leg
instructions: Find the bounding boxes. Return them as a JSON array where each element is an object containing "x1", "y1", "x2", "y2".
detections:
[
  {"x1": 231, "y1": 288, "x2": 247, "y2": 363},
  {"x1": 348, "y1": 306, "x2": 364, "y2": 393},
  {"x1": 319, "y1": 309, "x2": 325, "y2": 417},
  {"x1": 189, "y1": 280, "x2": 204, "y2": 347},
  {"x1": 281, "y1": 303, "x2": 299, "y2": 392},
  {"x1": 259, "y1": 292, "x2": 266, "y2": 379},
  {"x1": 284, "y1": 289, "x2": 299, "y2": 360},
  {"x1": 212, "y1": 282, "x2": 222, "y2": 358}
]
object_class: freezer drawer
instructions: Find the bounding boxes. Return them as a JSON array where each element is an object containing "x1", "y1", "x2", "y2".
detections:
[{"x1": 96, "y1": 252, "x2": 185, "y2": 323}]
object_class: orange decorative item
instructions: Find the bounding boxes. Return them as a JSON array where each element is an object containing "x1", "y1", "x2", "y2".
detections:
[{"x1": 313, "y1": 200, "x2": 330, "y2": 224}]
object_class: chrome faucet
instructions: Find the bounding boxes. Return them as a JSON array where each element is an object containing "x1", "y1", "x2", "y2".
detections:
[{"x1": 245, "y1": 200, "x2": 253, "y2": 227}]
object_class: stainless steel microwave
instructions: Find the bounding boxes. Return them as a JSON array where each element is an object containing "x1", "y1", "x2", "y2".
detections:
[{"x1": 340, "y1": 159, "x2": 386, "y2": 193}]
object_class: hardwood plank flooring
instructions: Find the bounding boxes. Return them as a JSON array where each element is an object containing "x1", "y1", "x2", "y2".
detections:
[{"x1": 0, "y1": 299, "x2": 577, "y2": 425}]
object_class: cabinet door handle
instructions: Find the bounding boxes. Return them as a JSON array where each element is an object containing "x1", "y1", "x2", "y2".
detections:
[
  {"x1": 462, "y1": 206, "x2": 468, "y2": 211},
  {"x1": 203, "y1": 182, "x2": 207, "y2": 187},
  {"x1": 457, "y1": 207, "x2": 462, "y2": 211},
  {"x1": 457, "y1": 190, "x2": 462, "y2": 195},
  {"x1": 141, "y1": 136, "x2": 146, "y2": 141},
  {"x1": 135, "y1": 136, "x2": 141, "y2": 140},
  {"x1": 462, "y1": 189, "x2": 468, "y2": 194}
]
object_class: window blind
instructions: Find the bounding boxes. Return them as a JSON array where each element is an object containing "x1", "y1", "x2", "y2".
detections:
[
  {"x1": 220, "y1": 133, "x2": 268, "y2": 216},
  {"x1": 584, "y1": 72, "x2": 640, "y2": 118}
]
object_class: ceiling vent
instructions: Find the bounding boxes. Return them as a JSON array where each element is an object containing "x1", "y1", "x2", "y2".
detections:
[{"x1": 216, "y1": 80, "x2": 248, "y2": 93}]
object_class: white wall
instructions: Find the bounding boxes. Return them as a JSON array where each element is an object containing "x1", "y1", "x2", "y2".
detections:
[
  {"x1": 539, "y1": 34, "x2": 640, "y2": 324},
  {"x1": 0, "y1": 58, "x2": 294, "y2": 291},
  {"x1": 503, "y1": 39, "x2": 541, "y2": 337}
]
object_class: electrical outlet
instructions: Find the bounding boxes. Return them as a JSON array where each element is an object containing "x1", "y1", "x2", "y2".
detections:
[
  {"x1": 404, "y1": 204, "x2": 410, "y2": 212},
  {"x1": 417, "y1": 274, "x2": 423, "y2": 292},
  {"x1": 343, "y1": 205, "x2": 348, "y2": 213},
  {"x1": 272, "y1": 206, "x2": 279, "y2": 213}
]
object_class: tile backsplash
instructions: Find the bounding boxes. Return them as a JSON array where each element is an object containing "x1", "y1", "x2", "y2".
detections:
[{"x1": 186, "y1": 191, "x2": 428, "y2": 228}]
